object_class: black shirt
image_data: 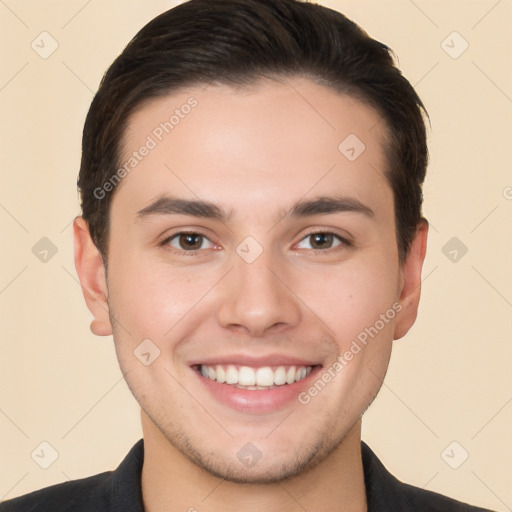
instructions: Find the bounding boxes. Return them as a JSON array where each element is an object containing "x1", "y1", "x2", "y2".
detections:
[{"x1": 0, "y1": 439, "x2": 495, "y2": 511}]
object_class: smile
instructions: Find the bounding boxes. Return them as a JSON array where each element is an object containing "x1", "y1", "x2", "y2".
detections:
[{"x1": 198, "y1": 364, "x2": 313, "y2": 389}]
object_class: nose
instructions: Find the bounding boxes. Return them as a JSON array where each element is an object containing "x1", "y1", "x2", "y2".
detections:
[{"x1": 215, "y1": 250, "x2": 302, "y2": 337}]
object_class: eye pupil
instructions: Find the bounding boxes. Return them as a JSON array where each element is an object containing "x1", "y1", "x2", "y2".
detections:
[
  {"x1": 180, "y1": 233, "x2": 202, "y2": 250},
  {"x1": 311, "y1": 233, "x2": 332, "y2": 249}
]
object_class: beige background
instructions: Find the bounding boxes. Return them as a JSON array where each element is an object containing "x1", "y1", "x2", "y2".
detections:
[{"x1": 1, "y1": 0, "x2": 511, "y2": 509}]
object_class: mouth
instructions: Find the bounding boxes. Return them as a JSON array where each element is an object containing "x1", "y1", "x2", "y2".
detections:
[{"x1": 191, "y1": 360, "x2": 322, "y2": 413}]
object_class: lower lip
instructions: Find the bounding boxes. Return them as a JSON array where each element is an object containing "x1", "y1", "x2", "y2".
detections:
[{"x1": 193, "y1": 366, "x2": 322, "y2": 414}]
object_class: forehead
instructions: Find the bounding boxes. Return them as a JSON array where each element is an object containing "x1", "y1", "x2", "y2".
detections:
[{"x1": 112, "y1": 78, "x2": 391, "y2": 222}]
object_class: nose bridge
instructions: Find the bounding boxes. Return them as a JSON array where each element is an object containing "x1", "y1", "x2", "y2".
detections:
[{"x1": 216, "y1": 243, "x2": 301, "y2": 336}]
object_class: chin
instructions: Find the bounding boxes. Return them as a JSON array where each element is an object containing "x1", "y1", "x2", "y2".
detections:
[
  {"x1": 175, "y1": 430, "x2": 336, "y2": 485},
  {"x1": 195, "y1": 453, "x2": 317, "y2": 484}
]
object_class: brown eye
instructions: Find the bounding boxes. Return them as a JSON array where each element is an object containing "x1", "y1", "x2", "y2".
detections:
[
  {"x1": 296, "y1": 232, "x2": 347, "y2": 251},
  {"x1": 309, "y1": 233, "x2": 334, "y2": 249},
  {"x1": 179, "y1": 233, "x2": 203, "y2": 250},
  {"x1": 165, "y1": 232, "x2": 214, "y2": 251}
]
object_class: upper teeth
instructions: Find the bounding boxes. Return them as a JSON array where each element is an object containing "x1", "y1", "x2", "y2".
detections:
[{"x1": 200, "y1": 364, "x2": 312, "y2": 387}]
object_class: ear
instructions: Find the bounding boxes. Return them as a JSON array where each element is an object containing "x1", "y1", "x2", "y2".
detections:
[
  {"x1": 393, "y1": 219, "x2": 429, "y2": 340},
  {"x1": 73, "y1": 216, "x2": 112, "y2": 336}
]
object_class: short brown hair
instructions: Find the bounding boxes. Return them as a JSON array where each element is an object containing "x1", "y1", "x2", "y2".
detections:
[{"x1": 78, "y1": 0, "x2": 428, "y2": 263}]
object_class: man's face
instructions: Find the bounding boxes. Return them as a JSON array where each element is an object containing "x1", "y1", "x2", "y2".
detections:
[{"x1": 97, "y1": 78, "x2": 416, "y2": 482}]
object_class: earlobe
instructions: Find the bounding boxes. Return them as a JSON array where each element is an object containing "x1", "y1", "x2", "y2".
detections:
[
  {"x1": 393, "y1": 219, "x2": 429, "y2": 340},
  {"x1": 73, "y1": 216, "x2": 113, "y2": 337}
]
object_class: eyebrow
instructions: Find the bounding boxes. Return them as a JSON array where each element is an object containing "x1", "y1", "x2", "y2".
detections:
[
  {"x1": 136, "y1": 197, "x2": 232, "y2": 222},
  {"x1": 136, "y1": 195, "x2": 374, "y2": 223},
  {"x1": 283, "y1": 195, "x2": 374, "y2": 219}
]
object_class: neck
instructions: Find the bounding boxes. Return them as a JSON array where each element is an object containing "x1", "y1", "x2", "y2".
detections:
[{"x1": 140, "y1": 412, "x2": 367, "y2": 512}]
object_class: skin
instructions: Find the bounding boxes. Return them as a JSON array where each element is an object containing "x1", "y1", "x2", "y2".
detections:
[{"x1": 74, "y1": 77, "x2": 428, "y2": 511}]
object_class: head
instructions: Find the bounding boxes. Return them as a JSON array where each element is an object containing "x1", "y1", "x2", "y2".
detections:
[{"x1": 74, "y1": 0, "x2": 429, "y2": 483}]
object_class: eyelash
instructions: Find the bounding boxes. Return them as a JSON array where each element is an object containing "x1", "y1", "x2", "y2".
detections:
[
  {"x1": 296, "y1": 231, "x2": 351, "y2": 252},
  {"x1": 159, "y1": 231, "x2": 218, "y2": 256},
  {"x1": 159, "y1": 230, "x2": 351, "y2": 255}
]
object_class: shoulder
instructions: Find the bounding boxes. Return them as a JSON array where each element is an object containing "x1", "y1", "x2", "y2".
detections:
[
  {"x1": 0, "y1": 471, "x2": 113, "y2": 512},
  {"x1": 361, "y1": 442, "x2": 496, "y2": 512},
  {"x1": 0, "y1": 439, "x2": 144, "y2": 512},
  {"x1": 386, "y1": 477, "x2": 495, "y2": 512}
]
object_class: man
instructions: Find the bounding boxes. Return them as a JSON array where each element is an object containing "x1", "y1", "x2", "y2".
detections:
[{"x1": 0, "y1": 0, "x2": 495, "y2": 510}]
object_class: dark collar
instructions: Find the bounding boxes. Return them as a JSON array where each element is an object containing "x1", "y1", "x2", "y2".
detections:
[{"x1": 109, "y1": 439, "x2": 145, "y2": 512}]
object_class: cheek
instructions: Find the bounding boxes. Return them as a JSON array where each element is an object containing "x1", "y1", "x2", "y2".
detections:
[
  {"x1": 107, "y1": 255, "x2": 217, "y2": 341},
  {"x1": 106, "y1": 259, "x2": 210, "y2": 390},
  {"x1": 298, "y1": 256, "x2": 400, "y2": 343},
  {"x1": 300, "y1": 260, "x2": 397, "y2": 409}
]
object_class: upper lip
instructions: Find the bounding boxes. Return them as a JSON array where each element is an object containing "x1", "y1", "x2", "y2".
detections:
[{"x1": 189, "y1": 354, "x2": 321, "y2": 368}]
